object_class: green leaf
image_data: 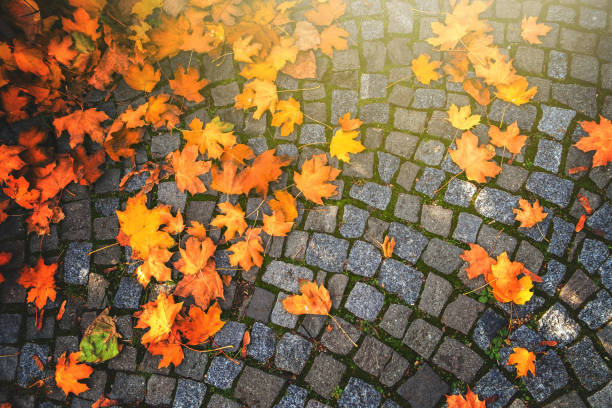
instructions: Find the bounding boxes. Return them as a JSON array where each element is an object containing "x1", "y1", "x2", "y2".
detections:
[{"x1": 79, "y1": 308, "x2": 122, "y2": 363}]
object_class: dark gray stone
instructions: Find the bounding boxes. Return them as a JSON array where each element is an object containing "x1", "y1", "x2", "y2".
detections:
[
  {"x1": 347, "y1": 241, "x2": 381, "y2": 277},
  {"x1": 173, "y1": 379, "x2": 206, "y2": 408},
  {"x1": 537, "y1": 303, "x2": 581, "y2": 347},
  {"x1": 415, "y1": 167, "x2": 445, "y2": 197},
  {"x1": 145, "y1": 375, "x2": 176, "y2": 406},
  {"x1": 211, "y1": 82, "x2": 239, "y2": 106},
  {"x1": 0, "y1": 314, "x2": 21, "y2": 343},
  {"x1": 214, "y1": 321, "x2": 246, "y2": 353},
  {"x1": 566, "y1": 337, "x2": 610, "y2": 391},
  {"x1": 235, "y1": 366, "x2": 285, "y2": 408},
  {"x1": 526, "y1": 172, "x2": 574, "y2": 208},
  {"x1": 396, "y1": 161, "x2": 421, "y2": 192},
  {"x1": 570, "y1": 54, "x2": 599, "y2": 84},
  {"x1": 263, "y1": 261, "x2": 313, "y2": 293},
  {"x1": 246, "y1": 322, "x2": 275, "y2": 363},
  {"x1": 579, "y1": 238, "x2": 609, "y2": 274},
  {"x1": 345, "y1": 282, "x2": 384, "y2": 321},
  {"x1": 158, "y1": 182, "x2": 187, "y2": 211},
  {"x1": 305, "y1": 353, "x2": 346, "y2": 399},
  {"x1": 473, "y1": 309, "x2": 505, "y2": 351},
  {"x1": 549, "y1": 217, "x2": 574, "y2": 257},
  {"x1": 151, "y1": 132, "x2": 179, "y2": 159},
  {"x1": 379, "y1": 351, "x2": 409, "y2": 387},
  {"x1": 16, "y1": 343, "x2": 48, "y2": 387},
  {"x1": 453, "y1": 213, "x2": 482, "y2": 243},
  {"x1": 551, "y1": 83, "x2": 598, "y2": 118},
  {"x1": 524, "y1": 351, "x2": 568, "y2": 402},
  {"x1": 205, "y1": 356, "x2": 243, "y2": 390},
  {"x1": 353, "y1": 335, "x2": 392, "y2": 377},
  {"x1": 339, "y1": 205, "x2": 368, "y2": 238},
  {"x1": 474, "y1": 187, "x2": 519, "y2": 225},
  {"x1": 474, "y1": 368, "x2": 516, "y2": 408},
  {"x1": 245, "y1": 288, "x2": 275, "y2": 323},
  {"x1": 175, "y1": 348, "x2": 208, "y2": 380},
  {"x1": 320, "y1": 316, "x2": 360, "y2": 355},
  {"x1": 579, "y1": 290, "x2": 612, "y2": 329},
  {"x1": 422, "y1": 239, "x2": 463, "y2": 274},
  {"x1": 403, "y1": 319, "x2": 442, "y2": 358},
  {"x1": 394, "y1": 193, "x2": 421, "y2": 223},
  {"x1": 328, "y1": 274, "x2": 349, "y2": 310},
  {"x1": 349, "y1": 182, "x2": 391, "y2": 210},
  {"x1": 419, "y1": 273, "x2": 452, "y2": 317},
  {"x1": 433, "y1": 337, "x2": 483, "y2": 382},
  {"x1": 515, "y1": 240, "x2": 544, "y2": 273},
  {"x1": 588, "y1": 381, "x2": 612, "y2": 408},
  {"x1": 338, "y1": 377, "x2": 381, "y2": 408},
  {"x1": 61, "y1": 199, "x2": 91, "y2": 240},
  {"x1": 538, "y1": 260, "x2": 566, "y2": 297},
  {"x1": 109, "y1": 372, "x2": 145, "y2": 404},
  {"x1": 113, "y1": 277, "x2": 142, "y2": 309},
  {"x1": 64, "y1": 242, "x2": 92, "y2": 285},
  {"x1": 397, "y1": 364, "x2": 449, "y2": 408},
  {"x1": 587, "y1": 202, "x2": 612, "y2": 240},
  {"x1": 275, "y1": 385, "x2": 308, "y2": 408},
  {"x1": 412, "y1": 89, "x2": 445, "y2": 109},
  {"x1": 108, "y1": 345, "x2": 136, "y2": 371},
  {"x1": 380, "y1": 304, "x2": 411, "y2": 339},
  {"x1": 284, "y1": 231, "x2": 309, "y2": 261},
  {"x1": 305, "y1": 233, "x2": 349, "y2": 273},
  {"x1": 496, "y1": 164, "x2": 529, "y2": 192},
  {"x1": 25, "y1": 316, "x2": 54, "y2": 340},
  {"x1": 274, "y1": 333, "x2": 312, "y2": 375},
  {"x1": 379, "y1": 258, "x2": 423, "y2": 305},
  {"x1": 442, "y1": 295, "x2": 486, "y2": 335},
  {"x1": 534, "y1": 139, "x2": 563, "y2": 173}
]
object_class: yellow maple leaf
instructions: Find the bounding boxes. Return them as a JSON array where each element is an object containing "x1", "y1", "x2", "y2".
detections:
[
  {"x1": 521, "y1": 16, "x2": 551, "y2": 45},
  {"x1": 411, "y1": 54, "x2": 441, "y2": 85},
  {"x1": 319, "y1": 25, "x2": 348, "y2": 58},
  {"x1": 234, "y1": 79, "x2": 277, "y2": 120},
  {"x1": 329, "y1": 128, "x2": 365, "y2": 163},
  {"x1": 447, "y1": 104, "x2": 481, "y2": 130},
  {"x1": 182, "y1": 117, "x2": 236, "y2": 160},
  {"x1": 232, "y1": 35, "x2": 262, "y2": 63},
  {"x1": 271, "y1": 97, "x2": 303, "y2": 136},
  {"x1": 123, "y1": 63, "x2": 160, "y2": 93},
  {"x1": 134, "y1": 293, "x2": 183, "y2": 345},
  {"x1": 495, "y1": 76, "x2": 537, "y2": 106},
  {"x1": 132, "y1": 0, "x2": 163, "y2": 20}
]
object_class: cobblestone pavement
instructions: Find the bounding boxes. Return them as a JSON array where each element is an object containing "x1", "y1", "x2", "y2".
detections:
[{"x1": 2, "y1": 0, "x2": 612, "y2": 407}]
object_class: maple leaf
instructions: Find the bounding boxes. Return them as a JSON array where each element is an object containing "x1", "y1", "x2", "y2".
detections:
[
  {"x1": 19, "y1": 127, "x2": 48, "y2": 165},
  {"x1": 294, "y1": 21, "x2": 321, "y2": 52},
  {"x1": 48, "y1": 36, "x2": 77, "y2": 65},
  {"x1": 240, "y1": 149, "x2": 293, "y2": 197},
  {"x1": 104, "y1": 127, "x2": 144, "y2": 162},
  {"x1": 330, "y1": 129, "x2": 365, "y2": 163},
  {"x1": 148, "y1": 15, "x2": 187, "y2": 60},
  {"x1": 17, "y1": 257, "x2": 57, "y2": 310},
  {"x1": 232, "y1": 35, "x2": 262, "y2": 63},
  {"x1": 134, "y1": 293, "x2": 183, "y2": 345},
  {"x1": 282, "y1": 280, "x2": 332, "y2": 316},
  {"x1": 0, "y1": 145, "x2": 25, "y2": 182},
  {"x1": 62, "y1": 7, "x2": 100, "y2": 42},
  {"x1": 89, "y1": 44, "x2": 130, "y2": 90},
  {"x1": 239, "y1": 61, "x2": 278, "y2": 82},
  {"x1": 124, "y1": 63, "x2": 160, "y2": 93},
  {"x1": 411, "y1": 54, "x2": 441, "y2": 85},
  {"x1": 179, "y1": 303, "x2": 225, "y2": 345},
  {"x1": 305, "y1": 0, "x2": 346, "y2": 26},
  {"x1": 507, "y1": 347, "x2": 536, "y2": 378},
  {"x1": 12, "y1": 40, "x2": 49, "y2": 78},
  {"x1": 168, "y1": 145, "x2": 211, "y2": 195},
  {"x1": 474, "y1": 54, "x2": 516, "y2": 87},
  {"x1": 294, "y1": 154, "x2": 340, "y2": 204},
  {"x1": 211, "y1": 0, "x2": 244, "y2": 25},
  {"x1": 444, "y1": 52, "x2": 469, "y2": 82},
  {"x1": 210, "y1": 161, "x2": 244, "y2": 195},
  {"x1": 3, "y1": 176, "x2": 40, "y2": 209},
  {"x1": 228, "y1": 227, "x2": 264, "y2": 271},
  {"x1": 6, "y1": 0, "x2": 42, "y2": 40},
  {"x1": 186, "y1": 221, "x2": 208, "y2": 240},
  {"x1": 145, "y1": 94, "x2": 180, "y2": 130},
  {"x1": 381, "y1": 236, "x2": 395, "y2": 258},
  {"x1": 460, "y1": 243, "x2": 495, "y2": 280},
  {"x1": 169, "y1": 65, "x2": 209, "y2": 103},
  {"x1": 36, "y1": 155, "x2": 77, "y2": 202},
  {"x1": 487, "y1": 252, "x2": 533, "y2": 305},
  {"x1": 513, "y1": 199, "x2": 548, "y2": 229},
  {"x1": 210, "y1": 201, "x2": 248, "y2": 241},
  {"x1": 1, "y1": 87, "x2": 29, "y2": 122},
  {"x1": 55, "y1": 352, "x2": 93, "y2": 396},
  {"x1": 267, "y1": 36, "x2": 299, "y2": 70},
  {"x1": 446, "y1": 387, "x2": 486, "y2": 408},
  {"x1": 72, "y1": 146, "x2": 106, "y2": 186},
  {"x1": 132, "y1": 0, "x2": 163, "y2": 19},
  {"x1": 53, "y1": 108, "x2": 110, "y2": 147},
  {"x1": 488, "y1": 122, "x2": 527, "y2": 155},
  {"x1": 116, "y1": 194, "x2": 175, "y2": 259},
  {"x1": 427, "y1": 16, "x2": 468, "y2": 51},
  {"x1": 174, "y1": 260, "x2": 224, "y2": 309},
  {"x1": 338, "y1": 113, "x2": 363, "y2": 132},
  {"x1": 148, "y1": 337, "x2": 184, "y2": 368},
  {"x1": 449, "y1": 131, "x2": 501, "y2": 183},
  {"x1": 183, "y1": 117, "x2": 236, "y2": 160},
  {"x1": 221, "y1": 143, "x2": 255, "y2": 165},
  {"x1": 521, "y1": 16, "x2": 551, "y2": 45},
  {"x1": 319, "y1": 25, "x2": 349, "y2": 58},
  {"x1": 268, "y1": 190, "x2": 298, "y2": 222},
  {"x1": 174, "y1": 236, "x2": 216, "y2": 276},
  {"x1": 135, "y1": 247, "x2": 173, "y2": 286},
  {"x1": 68, "y1": 0, "x2": 107, "y2": 16},
  {"x1": 271, "y1": 98, "x2": 303, "y2": 137},
  {"x1": 495, "y1": 76, "x2": 537, "y2": 106},
  {"x1": 235, "y1": 79, "x2": 278, "y2": 120},
  {"x1": 575, "y1": 116, "x2": 612, "y2": 167},
  {"x1": 447, "y1": 104, "x2": 480, "y2": 131},
  {"x1": 26, "y1": 202, "x2": 64, "y2": 236},
  {"x1": 263, "y1": 211, "x2": 293, "y2": 236}
]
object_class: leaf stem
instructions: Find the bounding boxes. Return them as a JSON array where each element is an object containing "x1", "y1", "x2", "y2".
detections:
[
  {"x1": 329, "y1": 314, "x2": 358, "y2": 348},
  {"x1": 302, "y1": 113, "x2": 333, "y2": 130}
]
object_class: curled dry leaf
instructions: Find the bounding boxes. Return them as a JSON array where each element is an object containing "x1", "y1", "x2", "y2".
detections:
[{"x1": 381, "y1": 236, "x2": 395, "y2": 258}]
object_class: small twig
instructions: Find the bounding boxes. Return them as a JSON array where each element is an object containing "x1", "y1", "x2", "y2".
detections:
[
  {"x1": 329, "y1": 314, "x2": 358, "y2": 347},
  {"x1": 303, "y1": 113, "x2": 333, "y2": 129},
  {"x1": 433, "y1": 169, "x2": 464, "y2": 195},
  {"x1": 88, "y1": 243, "x2": 119, "y2": 256},
  {"x1": 536, "y1": 224, "x2": 550, "y2": 243}
]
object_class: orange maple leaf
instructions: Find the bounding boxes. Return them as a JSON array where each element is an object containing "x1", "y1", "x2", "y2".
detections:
[
  {"x1": 513, "y1": 199, "x2": 548, "y2": 228},
  {"x1": 183, "y1": 117, "x2": 236, "y2": 160},
  {"x1": 47, "y1": 36, "x2": 77, "y2": 65},
  {"x1": 35, "y1": 155, "x2": 76, "y2": 202},
  {"x1": 62, "y1": 7, "x2": 100, "y2": 41},
  {"x1": 19, "y1": 127, "x2": 48, "y2": 165},
  {"x1": 1, "y1": 87, "x2": 29, "y2": 122},
  {"x1": 446, "y1": 387, "x2": 486, "y2": 408},
  {"x1": 135, "y1": 247, "x2": 173, "y2": 286},
  {"x1": 507, "y1": 347, "x2": 536, "y2": 378},
  {"x1": 271, "y1": 98, "x2": 303, "y2": 137},
  {"x1": 186, "y1": 221, "x2": 208, "y2": 240},
  {"x1": 294, "y1": 154, "x2": 340, "y2": 205},
  {"x1": 174, "y1": 236, "x2": 216, "y2": 276},
  {"x1": 55, "y1": 352, "x2": 93, "y2": 396},
  {"x1": 228, "y1": 227, "x2": 264, "y2": 271},
  {"x1": 12, "y1": 39, "x2": 49, "y2": 78},
  {"x1": 168, "y1": 145, "x2": 211, "y2": 195},
  {"x1": 305, "y1": 0, "x2": 346, "y2": 26},
  {"x1": 0, "y1": 145, "x2": 25, "y2": 182},
  {"x1": 169, "y1": 65, "x2": 209, "y2": 103},
  {"x1": 411, "y1": 54, "x2": 441, "y2": 85},
  {"x1": 147, "y1": 331, "x2": 184, "y2": 368},
  {"x1": 463, "y1": 79, "x2": 491, "y2": 106},
  {"x1": 210, "y1": 161, "x2": 244, "y2": 195},
  {"x1": 210, "y1": 201, "x2": 247, "y2": 241},
  {"x1": 134, "y1": 293, "x2": 183, "y2": 345},
  {"x1": 460, "y1": 243, "x2": 495, "y2": 280},
  {"x1": 495, "y1": 76, "x2": 537, "y2": 106},
  {"x1": 89, "y1": 43, "x2": 130, "y2": 90},
  {"x1": 487, "y1": 252, "x2": 533, "y2": 305},
  {"x1": 124, "y1": 63, "x2": 160, "y2": 93},
  {"x1": 26, "y1": 202, "x2": 64, "y2": 236},
  {"x1": 71, "y1": 146, "x2": 106, "y2": 186},
  {"x1": 3, "y1": 176, "x2": 40, "y2": 209},
  {"x1": 449, "y1": 131, "x2": 501, "y2": 183},
  {"x1": 381, "y1": 236, "x2": 395, "y2": 258},
  {"x1": 17, "y1": 257, "x2": 57, "y2": 311},
  {"x1": 221, "y1": 143, "x2": 255, "y2": 165},
  {"x1": 240, "y1": 149, "x2": 293, "y2": 197},
  {"x1": 232, "y1": 35, "x2": 262, "y2": 63},
  {"x1": 263, "y1": 211, "x2": 293, "y2": 237},
  {"x1": 234, "y1": 79, "x2": 277, "y2": 120},
  {"x1": 575, "y1": 116, "x2": 612, "y2": 167},
  {"x1": 53, "y1": 108, "x2": 110, "y2": 147},
  {"x1": 174, "y1": 260, "x2": 224, "y2": 309},
  {"x1": 338, "y1": 112, "x2": 363, "y2": 132},
  {"x1": 268, "y1": 190, "x2": 298, "y2": 222},
  {"x1": 319, "y1": 25, "x2": 349, "y2": 58},
  {"x1": 104, "y1": 127, "x2": 144, "y2": 162},
  {"x1": 488, "y1": 122, "x2": 527, "y2": 155},
  {"x1": 179, "y1": 303, "x2": 225, "y2": 345},
  {"x1": 521, "y1": 16, "x2": 551, "y2": 45},
  {"x1": 282, "y1": 280, "x2": 332, "y2": 316},
  {"x1": 144, "y1": 94, "x2": 181, "y2": 130}
]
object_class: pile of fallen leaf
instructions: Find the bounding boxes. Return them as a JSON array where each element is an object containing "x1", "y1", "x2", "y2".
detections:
[{"x1": 0, "y1": 0, "x2": 610, "y2": 403}]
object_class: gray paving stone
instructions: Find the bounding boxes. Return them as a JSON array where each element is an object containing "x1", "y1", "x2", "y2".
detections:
[
  {"x1": 588, "y1": 381, "x2": 612, "y2": 408},
  {"x1": 515, "y1": 240, "x2": 544, "y2": 273},
  {"x1": 299, "y1": 124, "x2": 325, "y2": 145},
  {"x1": 16, "y1": 343, "x2": 48, "y2": 387},
  {"x1": 205, "y1": 356, "x2": 243, "y2": 390},
  {"x1": 422, "y1": 239, "x2": 463, "y2": 275},
  {"x1": 246, "y1": 322, "x2": 275, "y2": 363},
  {"x1": 433, "y1": 337, "x2": 483, "y2": 382},
  {"x1": 419, "y1": 273, "x2": 452, "y2": 317},
  {"x1": 158, "y1": 181, "x2": 187, "y2": 212},
  {"x1": 380, "y1": 304, "x2": 411, "y2": 339},
  {"x1": 414, "y1": 139, "x2": 445, "y2": 166},
  {"x1": 305, "y1": 233, "x2": 349, "y2": 273},
  {"x1": 579, "y1": 238, "x2": 609, "y2": 274},
  {"x1": 245, "y1": 287, "x2": 275, "y2": 323},
  {"x1": 263, "y1": 261, "x2": 313, "y2": 294},
  {"x1": 108, "y1": 345, "x2": 136, "y2": 371},
  {"x1": 515, "y1": 46, "x2": 544, "y2": 73},
  {"x1": 526, "y1": 172, "x2": 574, "y2": 208},
  {"x1": 0, "y1": 314, "x2": 21, "y2": 344},
  {"x1": 305, "y1": 353, "x2": 346, "y2": 399},
  {"x1": 275, "y1": 385, "x2": 308, "y2": 408},
  {"x1": 353, "y1": 335, "x2": 392, "y2": 377},
  {"x1": 113, "y1": 277, "x2": 142, "y2": 309},
  {"x1": 362, "y1": 42, "x2": 386, "y2": 73},
  {"x1": 173, "y1": 379, "x2": 206, "y2": 408},
  {"x1": 442, "y1": 295, "x2": 486, "y2": 335},
  {"x1": 343, "y1": 151, "x2": 374, "y2": 179},
  {"x1": 146, "y1": 375, "x2": 176, "y2": 406},
  {"x1": 415, "y1": 167, "x2": 445, "y2": 197},
  {"x1": 320, "y1": 315, "x2": 360, "y2": 355},
  {"x1": 364, "y1": 128, "x2": 383, "y2": 149},
  {"x1": 284, "y1": 231, "x2": 309, "y2": 260},
  {"x1": 496, "y1": 164, "x2": 529, "y2": 193},
  {"x1": 61, "y1": 199, "x2": 91, "y2": 240},
  {"x1": 385, "y1": 132, "x2": 418, "y2": 159},
  {"x1": 453, "y1": 212, "x2": 482, "y2": 243},
  {"x1": 64, "y1": 242, "x2": 92, "y2": 286},
  {"x1": 589, "y1": 164, "x2": 612, "y2": 190},
  {"x1": 151, "y1": 132, "x2": 179, "y2": 159},
  {"x1": 347, "y1": 241, "x2": 381, "y2": 277},
  {"x1": 488, "y1": 99, "x2": 537, "y2": 130},
  {"x1": 548, "y1": 217, "x2": 574, "y2": 257},
  {"x1": 394, "y1": 108, "x2": 427, "y2": 133},
  {"x1": 361, "y1": 20, "x2": 384, "y2": 40},
  {"x1": 379, "y1": 351, "x2": 409, "y2": 387},
  {"x1": 537, "y1": 303, "x2": 581, "y2": 347},
  {"x1": 377, "y1": 152, "x2": 400, "y2": 183},
  {"x1": 275, "y1": 333, "x2": 312, "y2": 375},
  {"x1": 360, "y1": 74, "x2": 387, "y2": 99},
  {"x1": 109, "y1": 372, "x2": 145, "y2": 404},
  {"x1": 533, "y1": 139, "x2": 563, "y2": 173},
  {"x1": 270, "y1": 293, "x2": 298, "y2": 329},
  {"x1": 547, "y1": 50, "x2": 567, "y2": 79},
  {"x1": 474, "y1": 368, "x2": 516, "y2": 408},
  {"x1": 387, "y1": 38, "x2": 413, "y2": 65},
  {"x1": 349, "y1": 182, "x2": 391, "y2": 210},
  {"x1": 559, "y1": 269, "x2": 598, "y2": 310},
  {"x1": 379, "y1": 258, "x2": 423, "y2": 304},
  {"x1": 211, "y1": 82, "x2": 239, "y2": 107},
  {"x1": 524, "y1": 351, "x2": 569, "y2": 402},
  {"x1": 570, "y1": 54, "x2": 599, "y2": 84},
  {"x1": 543, "y1": 392, "x2": 587, "y2": 408},
  {"x1": 567, "y1": 337, "x2": 611, "y2": 391},
  {"x1": 397, "y1": 363, "x2": 449, "y2": 408},
  {"x1": 420, "y1": 204, "x2": 453, "y2": 237},
  {"x1": 538, "y1": 260, "x2": 567, "y2": 297},
  {"x1": 331, "y1": 90, "x2": 358, "y2": 123},
  {"x1": 214, "y1": 321, "x2": 246, "y2": 353},
  {"x1": 386, "y1": 0, "x2": 413, "y2": 33},
  {"x1": 389, "y1": 84, "x2": 414, "y2": 107},
  {"x1": 473, "y1": 309, "x2": 505, "y2": 351},
  {"x1": 412, "y1": 89, "x2": 445, "y2": 109},
  {"x1": 579, "y1": 290, "x2": 612, "y2": 329},
  {"x1": 304, "y1": 205, "x2": 337, "y2": 233},
  {"x1": 338, "y1": 377, "x2": 381, "y2": 408},
  {"x1": 394, "y1": 193, "x2": 421, "y2": 223},
  {"x1": 345, "y1": 282, "x2": 384, "y2": 321},
  {"x1": 175, "y1": 348, "x2": 208, "y2": 380},
  {"x1": 551, "y1": 83, "x2": 598, "y2": 118},
  {"x1": 444, "y1": 178, "x2": 476, "y2": 207},
  {"x1": 474, "y1": 187, "x2": 519, "y2": 224},
  {"x1": 587, "y1": 202, "x2": 612, "y2": 240},
  {"x1": 235, "y1": 366, "x2": 285, "y2": 408}
]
